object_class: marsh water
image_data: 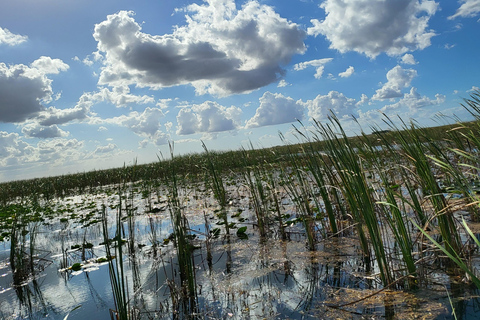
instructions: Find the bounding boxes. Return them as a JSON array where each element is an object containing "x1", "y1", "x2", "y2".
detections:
[{"x1": 1, "y1": 182, "x2": 480, "y2": 320}]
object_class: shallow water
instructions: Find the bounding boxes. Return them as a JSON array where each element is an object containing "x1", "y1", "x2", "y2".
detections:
[{"x1": 1, "y1": 186, "x2": 480, "y2": 319}]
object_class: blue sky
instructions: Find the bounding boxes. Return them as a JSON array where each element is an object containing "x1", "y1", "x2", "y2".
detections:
[{"x1": 0, "y1": 0, "x2": 479, "y2": 182}]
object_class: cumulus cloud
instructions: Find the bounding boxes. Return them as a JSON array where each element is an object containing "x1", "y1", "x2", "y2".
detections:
[
  {"x1": 37, "y1": 86, "x2": 155, "y2": 127},
  {"x1": 0, "y1": 132, "x2": 34, "y2": 162},
  {"x1": 176, "y1": 101, "x2": 242, "y2": 135},
  {"x1": 120, "y1": 107, "x2": 165, "y2": 137},
  {"x1": 381, "y1": 87, "x2": 446, "y2": 111},
  {"x1": 401, "y1": 53, "x2": 417, "y2": 65},
  {"x1": 21, "y1": 122, "x2": 69, "y2": 139},
  {"x1": 104, "y1": 107, "x2": 168, "y2": 146},
  {"x1": 97, "y1": 86, "x2": 155, "y2": 108},
  {"x1": 0, "y1": 63, "x2": 52, "y2": 123},
  {"x1": 35, "y1": 138, "x2": 85, "y2": 162},
  {"x1": 308, "y1": 0, "x2": 438, "y2": 58},
  {"x1": 37, "y1": 91, "x2": 96, "y2": 126},
  {"x1": 0, "y1": 27, "x2": 27, "y2": 46},
  {"x1": 306, "y1": 91, "x2": 358, "y2": 121},
  {"x1": 0, "y1": 131, "x2": 84, "y2": 169},
  {"x1": 31, "y1": 56, "x2": 69, "y2": 74},
  {"x1": 372, "y1": 65, "x2": 417, "y2": 100},
  {"x1": 94, "y1": 143, "x2": 117, "y2": 154},
  {"x1": 38, "y1": 105, "x2": 90, "y2": 126},
  {"x1": 245, "y1": 92, "x2": 305, "y2": 128},
  {"x1": 93, "y1": 2, "x2": 306, "y2": 96},
  {"x1": 0, "y1": 57, "x2": 71, "y2": 124},
  {"x1": 293, "y1": 58, "x2": 333, "y2": 79},
  {"x1": 339, "y1": 66, "x2": 354, "y2": 78},
  {"x1": 357, "y1": 93, "x2": 369, "y2": 106},
  {"x1": 449, "y1": 0, "x2": 480, "y2": 19}
]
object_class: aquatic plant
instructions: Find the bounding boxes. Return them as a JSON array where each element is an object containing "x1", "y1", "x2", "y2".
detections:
[
  {"x1": 385, "y1": 117, "x2": 462, "y2": 259},
  {"x1": 202, "y1": 141, "x2": 230, "y2": 236},
  {"x1": 310, "y1": 116, "x2": 394, "y2": 285},
  {"x1": 242, "y1": 146, "x2": 269, "y2": 238},
  {"x1": 165, "y1": 143, "x2": 197, "y2": 314},
  {"x1": 279, "y1": 134, "x2": 317, "y2": 250},
  {"x1": 414, "y1": 218, "x2": 480, "y2": 288},
  {"x1": 101, "y1": 203, "x2": 130, "y2": 320},
  {"x1": 359, "y1": 128, "x2": 417, "y2": 288}
]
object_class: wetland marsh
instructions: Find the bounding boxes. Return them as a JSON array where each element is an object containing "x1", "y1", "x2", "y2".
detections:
[{"x1": 2, "y1": 94, "x2": 480, "y2": 319}]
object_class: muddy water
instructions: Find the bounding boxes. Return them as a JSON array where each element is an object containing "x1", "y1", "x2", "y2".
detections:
[{"x1": 0, "y1": 186, "x2": 479, "y2": 319}]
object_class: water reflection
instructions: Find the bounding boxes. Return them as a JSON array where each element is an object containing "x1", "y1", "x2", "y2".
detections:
[{"x1": 1, "y1": 189, "x2": 480, "y2": 320}]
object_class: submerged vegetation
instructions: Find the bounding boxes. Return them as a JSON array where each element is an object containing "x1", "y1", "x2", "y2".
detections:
[{"x1": 2, "y1": 92, "x2": 480, "y2": 318}]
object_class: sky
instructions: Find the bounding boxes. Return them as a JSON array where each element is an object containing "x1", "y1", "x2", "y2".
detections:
[{"x1": 0, "y1": 0, "x2": 479, "y2": 182}]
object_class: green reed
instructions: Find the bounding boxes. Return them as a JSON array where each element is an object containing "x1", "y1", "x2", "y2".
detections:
[
  {"x1": 165, "y1": 143, "x2": 197, "y2": 311},
  {"x1": 242, "y1": 147, "x2": 269, "y2": 238},
  {"x1": 311, "y1": 116, "x2": 393, "y2": 285},
  {"x1": 264, "y1": 167, "x2": 287, "y2": 240},
  {"x1": 101, "y1": 201, "x2": 129, "y2": 320},
  {"x1": 202, "y1": 141, "x2": 230, "y2": 235},
  {"x1": 385, "y1": 117, "x2": 462, "y2": 258},
  {"x1": 358, "y1": 129, "x2": 417, "y2": 288},
  {"x1": 279, "y1": 134, "x2": 317, "y2": 250},
  {"x1": 293, "y1": 122, "x2": 338, "y2": 235}
]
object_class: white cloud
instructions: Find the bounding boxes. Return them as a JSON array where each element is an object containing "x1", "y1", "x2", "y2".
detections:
[
  {"x1": 372, "y1": 65, "x2": 417, "y2": 100},
  {"x1": 357, "y1": 93, "x2": 369, "y2": 106},
  {"x1": 293, "y1": 58, "x2": 333, "y2": 79},
  {"x1": 308, "y1": 0, "x2": 438, "y2": 58},
  {"x1": 176, "y1": 101, "x2": 242, "y2": 135},
  {"x1": 449, "y1": 0, "x2": 480, "y2": 19},
  {"x1": 35, "y1": 138, "x2": 85, "y2": 164},
  {"x1": 277, "y1": 79, "x2": 289, "y2": 87},
  {"x1": 121, "y1": 108, "x2": 165, "y2": 137},
  {"x1": 93, "y1": 2, "x2": 306, "y2": 96},
  {"x1": 109, "y1": 108, "x2": 161, "y2": 135},
  {"x1": 306, "y1": 91, "x2": 358, "y2": 121},
  {"x1": 339, "y1": 66, "x2": 354, "y2": 78},
  {"x1": 293, "y1": 58, "x2": 333, "y2": 71},
  {"x1": 156, "y1": 98, "x2": 174, "y2": 110},
  {"x1": 444, "y1": 43, "x2": 456, "y2": 50},
  {"x1": 93, "y1": 143, "x2": 117, "y2": 154},
  {"x1": 0, "y1": 57, "x2": 71, "y2": 124},
  {"x1": 245, "y1": 91, "x2": 305, "y2": 128},
  {"x1": 82, "y1": 57, "x2": 94, "y2": 66},
  {"x1": 37, "y1": 86, "x2": 156, "y2": 127},
  {"x1": 104, "y1": 107, "x2": 168, "y2": 146},
  {"x1": 0, "y1": 27, "x2": 27, "y2": 46},
  {"x1": 0, "y1": 132, "x2": 84, "y2": 169},
  {"x1": 381, "y1": 87, "x2": 445, "y2": 111},
  {"x1": 98, "y1": 126, "x2": 108, "y2": 132},
  {"x1": 0, "y1": 63, "x2": 52, "y2": 123},
  {"x1": 37, "y1": 91, "x2": 96, "y2": 126},
  {"x1": 21, "y1": 122, "x2": 69, "y2": 139},
  {"x1": 0, "y1": 132, "x2": 34, "y2": 162},
  {"x1": 39, "y1": 105, "x2": 90, "y2": 126},
  {"x1": 401, "y1": 53, "x2": 417, "y2": 65},
  {"x1": 98, "y1": 86, "x2": 155, "y2": 108},
  {"x1": 314, "y1": 66, "x2": 326, "y2": 79},
  {"x1": 31, "y1": 56, "x2": 69, "y2": 74}
]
